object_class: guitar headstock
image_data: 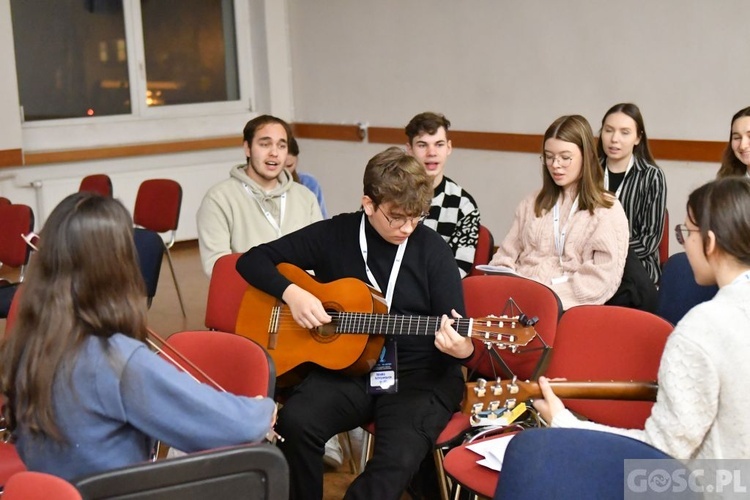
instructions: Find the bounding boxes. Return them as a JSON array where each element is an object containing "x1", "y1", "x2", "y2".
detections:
[
  {"x1": 461, "y1": 377, "x2": 537, "y2": 424},
  {"x1": 468, "y1": 315, "x2": 537, "y2": 350}
]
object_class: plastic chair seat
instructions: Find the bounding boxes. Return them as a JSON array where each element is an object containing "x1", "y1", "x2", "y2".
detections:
[{"x1": 0, "y1": 443, "x2": 27, "y2": 488}]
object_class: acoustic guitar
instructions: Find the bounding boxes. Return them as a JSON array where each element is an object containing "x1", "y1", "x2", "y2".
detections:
[
  {"x1": 235, "y1": 263, "x2": 538, "y2": 377},
  {"x1": 462, "y1": 377, "x2": 658, "y2": 422}
]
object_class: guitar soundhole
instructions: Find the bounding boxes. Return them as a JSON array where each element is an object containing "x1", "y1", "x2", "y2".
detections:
[{"x1": 310, "y1": 304, "x2": 343, "y2": 343}]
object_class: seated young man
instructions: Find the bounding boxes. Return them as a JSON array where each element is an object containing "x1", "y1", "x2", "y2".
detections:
[
  {"x1": 405, "y1": 112, "x2": 481, "y2": 278},
  {"x1": 236, "y1": 147, "x2": 480, "y2": 500}
]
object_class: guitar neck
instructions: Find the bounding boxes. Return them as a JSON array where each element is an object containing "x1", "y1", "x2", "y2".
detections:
[
  {"x1": 332, "y1": 312, "x2": 471, "y2": 337},
  {"x1": 533, "y1": 381, "x2": 658, "y2": 402}
]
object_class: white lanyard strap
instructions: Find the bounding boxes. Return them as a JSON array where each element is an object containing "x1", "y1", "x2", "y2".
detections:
[
  {"x1": 359, "y1": 214, "x2": 408, "y2": 311},
  {"x1": 243, "y1": 184, "x2": 286, "y2": 238},
  {"x1": 553, "y1": 194, "x2": 580, "y2": 267},
  {"x1": 604, "y1": 155, "x2": 634, "y2": 199}
]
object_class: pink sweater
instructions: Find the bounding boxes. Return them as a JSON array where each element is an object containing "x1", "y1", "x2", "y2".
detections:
[{"x1": 490, "y1": 190, "x2": 629, "y2": 309}]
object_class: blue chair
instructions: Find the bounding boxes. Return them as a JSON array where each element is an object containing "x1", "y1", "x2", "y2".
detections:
[
  {"x1": 494, "y1": 428, "x2": 700, "y2": 500},
  {"x1": 657, "y1": 252, "x2": 718, "y2": 325},
  {"x1": 133, "y1": 227, "x2": 164, "y2": 308}
]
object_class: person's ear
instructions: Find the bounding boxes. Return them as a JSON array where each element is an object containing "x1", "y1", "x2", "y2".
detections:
[
  {"x1": 243, "y1": 141, "x2": 251, "y2": 158},
  {"x1": 705, "y1": 230, "x2": 717, "y2": 256},
  {"x1": 405, "y1": 141, "x2": 413, "y2": 155},
  {"x1": 446, "y1": 139, "x2": 453, "y2": 156},
  {"x1": 362, "y1": 195, "x2": 375, "y2": 216}
]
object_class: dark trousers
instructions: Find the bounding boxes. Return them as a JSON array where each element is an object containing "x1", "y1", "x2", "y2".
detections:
[{"x1": 277, "y1": 369, "x2": 456, "y2": 500}]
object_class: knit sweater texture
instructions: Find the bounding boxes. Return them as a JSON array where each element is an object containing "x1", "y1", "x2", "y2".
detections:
[
  {"x1": 553, "y1": 279, "x2": 750, "y2": 459},
  {"x1": 490, "y1": 190, "x2": 629, "y2": 309},
  {"x1": 196, "y1": 165, "x2": 322, "y2": 275}
]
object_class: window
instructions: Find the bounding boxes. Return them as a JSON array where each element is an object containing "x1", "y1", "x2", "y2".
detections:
[{"x1": 11, "y1": 0, "x2": 241, "y2": 122}]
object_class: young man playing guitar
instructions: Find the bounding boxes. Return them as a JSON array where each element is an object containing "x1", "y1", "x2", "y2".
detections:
[{"x1": 237, "y1": 146, "x2": 481, "y2": 500}]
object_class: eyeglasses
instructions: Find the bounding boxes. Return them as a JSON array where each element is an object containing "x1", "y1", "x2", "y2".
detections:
[
  {"x1": 378, "y1": 207, "x2": 428, "y2": 229},
  {"x1": 541, "y1": 154, "x2": 574, "y2": 168},
  {"x1": 675, "y1": 224, "x2": 700, "y2": 245}
]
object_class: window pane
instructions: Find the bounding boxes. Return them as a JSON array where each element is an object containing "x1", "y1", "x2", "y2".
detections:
[
  {"x1": 141, "y1": 0, "x2": 239, "y2": 107},
  {"x1": 11, "y1": 0, "x2": 131, "y2": 121}
]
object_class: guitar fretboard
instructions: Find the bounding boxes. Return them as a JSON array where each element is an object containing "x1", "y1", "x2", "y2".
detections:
[{"x1": 333, "y1": 312, "x2": 472, "y2": 337}]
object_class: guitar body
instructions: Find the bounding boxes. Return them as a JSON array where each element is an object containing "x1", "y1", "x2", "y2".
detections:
[{"x1": 235, "y1": 263, "x2": 388, "y2": 377}]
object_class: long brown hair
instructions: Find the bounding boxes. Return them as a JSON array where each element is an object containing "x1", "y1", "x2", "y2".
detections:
[
  {"x1": 0, "y1": 193, "x2": 148, "y2": 441},
  {"x1": 717, "y1": 106, "x2": 750, "y2": 178},
  {"x1": 534, "y1": 115, "x2": 613, "y2": 216}
]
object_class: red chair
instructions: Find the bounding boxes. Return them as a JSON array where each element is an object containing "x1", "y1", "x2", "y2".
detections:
[
  {"x1": 547, "y1": 305, "x2": 672, "y2": 428},
  {"x1": 0, "y1": 204, "x2": 35, "y2": 319},
  {"x1": 0, "y1": 197, "x2": 10, "y2": 205},
  {"x1": 133, "y1": 179, "x2": 185, "y2": 316},
  {"x1": 78, "y1": 174, "x2": 113, "y2": 197},
  {"x1": 444, "y1": 305, "x2": 673, "y2": 497},
  {"x1": 462, "y1": 274, "x2": 562, "y2": 381},
  {"x1": 204, "y1": 253, "x2": 246, "y2": 333},
  {"x1": 158, "y1": 330, "x2": 275, "y2": 399},
  {"x1": 659, "y1": 209, "x2": 669, "y2": 269},
  {"x1": 469, "y1": 225, "x2": 494, "y2": 277},
  {"x1": 3, "y1": 471, "x2": 81, "y2": 499},
  {"x1": 0, "y1": 444, "x2": 27, "y2": 490}
]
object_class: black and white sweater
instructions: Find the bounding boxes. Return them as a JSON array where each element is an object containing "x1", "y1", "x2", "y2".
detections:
[
  {"x1": 602, "y1": 157, "x2": 667, "y2": 284},
  {"x1": 423, "y1": 176, "x2": 480, "y2": 278}
]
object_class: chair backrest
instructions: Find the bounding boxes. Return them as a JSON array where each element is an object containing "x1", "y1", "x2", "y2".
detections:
[
  {"x1": 469, "y1": 225, "x2": 495, "y2": 277},
  {"x1": 133, "y1": 179, "x2": 182, "y2": 234},
  {"x1": 159, "y1": 330, "x2": 275, "y2": 399},
  {"x1": 79, "y1": 174, "x2": 113, "y2": 197},
  {"x1": 547, "y1": 305, "x2": 673, "y2": 428},
  {"x1": 657, "y1": 251, "x2": 718, "y2": 326},
  {"x1": 75, "y1": 443, "x2": 288, "y2": 500},
  {"x1": 0, "y1": 204, "x2": 35, "y2": 270},
  {"x1": 205, "y1": 253, "x2": 247, "y2": 332},
  {"x1": 0, "y1": 196, "x2": 10, "y2": 205},
  {"x1": 133, "y1": 228, "x2": 164, "y2": 305},
  {"x1": 4, "y1": 471, "x2": 81, "y2": 500},
  {"x1": 0, "y1": 443, "x2": 27, "y2": 488},
  {"x1": 658, "y1": 208, "x2": 669, "y2": 268},
  {"x1": 494, "y1": 428, "x2": 695, "y2": 500},
  {"x1": 462, "y1": 274, "x2": 562, "y2": 380}
]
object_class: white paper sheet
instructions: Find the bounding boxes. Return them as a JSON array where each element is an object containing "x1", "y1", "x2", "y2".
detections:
[{"x1": 465, "y1": 433, "x2": 516, "y2": 472}]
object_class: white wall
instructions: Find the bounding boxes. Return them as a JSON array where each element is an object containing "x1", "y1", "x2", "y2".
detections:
[
  {"x1": 287, "y1": 0, "x2": 747, "y2": 255},
  {"x1": 1, "y1": 1, "x2": 744, "y2": 254}
]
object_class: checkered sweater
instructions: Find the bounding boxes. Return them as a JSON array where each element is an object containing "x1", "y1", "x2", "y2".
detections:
[{"x1": 423, "y1": 176, "x2": 480, "y2": 278}]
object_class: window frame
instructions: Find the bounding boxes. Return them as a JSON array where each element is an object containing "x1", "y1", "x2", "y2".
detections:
[{"x1": 18, "y1": 0, "x2": 255, "y2": 152}]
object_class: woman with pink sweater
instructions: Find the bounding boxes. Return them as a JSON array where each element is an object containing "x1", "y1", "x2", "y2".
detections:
[{"x1": 489, "y1": 115, "x2": 629, "y2": 309}]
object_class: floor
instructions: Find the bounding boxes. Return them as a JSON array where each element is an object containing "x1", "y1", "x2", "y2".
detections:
[{"x1": 1, "y1": 240, "x2": 359, "y2": 499}]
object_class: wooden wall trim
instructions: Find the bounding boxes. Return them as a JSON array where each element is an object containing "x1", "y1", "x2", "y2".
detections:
[
  {"x1": 0, "y1": 148, "x2": 23, "y2": 169},
  {"x1": 8, "y1": 123, "x2": 726, "y2": 167},
  {"x1": 292, "y1": 122, "x2": 363, "y2": 142},
  {"x1": 23, "y1": 136, "x2": 241, "y2": 166}
]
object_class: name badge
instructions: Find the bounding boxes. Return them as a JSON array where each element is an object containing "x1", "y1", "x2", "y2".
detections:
[{"x1": 368, "y1": 337, "x2": 398, "y2": 394}]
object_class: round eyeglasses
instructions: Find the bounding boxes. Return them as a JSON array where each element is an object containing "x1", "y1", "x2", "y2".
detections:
[
  {"x1": 378, "y1": 207, "x2": 428, "y2": 229},
  {"x1": 541, "y1": 154, "x2": 574, "y2": 168}
]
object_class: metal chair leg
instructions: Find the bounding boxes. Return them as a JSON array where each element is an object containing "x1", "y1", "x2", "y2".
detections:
[
  {"x1": 434, "y1": 447, "x2": 452, "y2": 500},
  {"x1": 163, "y1": 245, "x2": 186, "y2": 317}
]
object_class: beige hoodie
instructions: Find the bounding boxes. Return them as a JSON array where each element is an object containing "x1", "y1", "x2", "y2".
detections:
[{"x1": 196, "y1": 165, "x2": 323, "y2": 276}]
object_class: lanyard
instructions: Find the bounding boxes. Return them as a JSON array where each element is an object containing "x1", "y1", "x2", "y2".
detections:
[
  {"x1": 553, "y1": 194, "x2": 580, "y2": 268},
  {"x1": 359, "y1": 214, "x2": 408, "y2": 311},
  {"x1": 243, "y1": 184, "x2": 286, "y2": 238},
  {"x1": 603, "y1": 155, "x2": 634, "y2": 199}
]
